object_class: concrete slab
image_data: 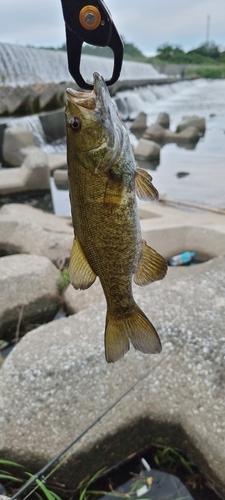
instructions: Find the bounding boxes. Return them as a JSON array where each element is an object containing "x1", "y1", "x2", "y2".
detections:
[
  {"x1": 138, "y1": 200, "x2": 225, "y2": 234},
  {"x1": 0, "y1": 253, "x2": 225, "y2": 495},
  {"x1": 0, "y1": 203, "x2": 73, "y2": 263},
  {"x1": 47, "y1": 153, "x2": 67, "y2": 173},
  {"x1": 0, "y1": 150, "x2": 50, "y2": 195}
]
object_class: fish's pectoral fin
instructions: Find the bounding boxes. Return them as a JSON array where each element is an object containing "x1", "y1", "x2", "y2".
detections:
[
  {"x1": 69, "y1": 237, "x2": 97, "y2": 290},
  {"x1": 105, "y1": 304, "x2": 161, "y2": 363},
  {"x1": 135, "y1": 167, "x2": 159, "y2": 201},
  {"x1": 134, "y1": 240, "x2": 168, "y2": 286}
]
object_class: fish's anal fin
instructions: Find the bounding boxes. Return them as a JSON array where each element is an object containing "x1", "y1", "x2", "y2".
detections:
[
  {"x1": 105, "y1": 304, "x2": 161, "y2": 363},
  {"x1": 135, "y1": 167, "x2": 159, "y2": 201},
  {"x1": 69, "y1": 237, "x2": 97, "y2": 290},
  {"x1": 134, "y1": 240, "x2": 168, "y2": 286}
]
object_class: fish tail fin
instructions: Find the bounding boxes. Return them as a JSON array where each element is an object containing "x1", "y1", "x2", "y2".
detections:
[{"x1": 105, "y1": 303, "x2": 161, "y2": 363}]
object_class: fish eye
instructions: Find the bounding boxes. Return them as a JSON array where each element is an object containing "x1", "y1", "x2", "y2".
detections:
[{"x1": 69, "y1": 117, "x2": 81, "y2": 131}]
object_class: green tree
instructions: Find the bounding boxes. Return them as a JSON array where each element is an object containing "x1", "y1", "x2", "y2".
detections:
[{"x1": 156, "y1": 44, "x2": 184, "y2": 61}]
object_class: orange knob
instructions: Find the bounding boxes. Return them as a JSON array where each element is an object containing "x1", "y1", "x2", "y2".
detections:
[{"x1": 79, "y1": 5, "x2": 101, "y2": 30}]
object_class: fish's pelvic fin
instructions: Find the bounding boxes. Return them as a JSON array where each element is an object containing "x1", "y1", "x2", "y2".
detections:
[
  {"x1": 105, "y1": 304, "x2": 161, "y2": 363},
  {"x1": 69, "y1": 237, "x2": 96, "y2": 290},
  {"x1": 134, "y1": 240, "x2": 168, "y2": 286},
  {"x1": 135, "y1": 168, "x2": 159, "y2": 201}
]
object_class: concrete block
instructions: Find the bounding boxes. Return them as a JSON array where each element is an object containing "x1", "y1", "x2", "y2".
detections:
[
  {"x1": 48, "y1": 154, "x2": 67, "y2": 173},
  {"x1": 53, "y1": 169, "x2": 68, "y2": 189},
  {"x1": 39, "y1": 110, "x2": 66, "y2": 141},
  {"x1": 177, "y1": 115, "x2": 206, "y2": 135},
  {"x1": 134, "y1": 138, "x2": 160, "y2": 160},
  {"x1": 2, "y1": 127, "x2": 37, "y2": 167},
  {"x1": 156, "y1": 112, "x2": 170, "y2": 129},
  {"x1": 1, "y1": 254, "x2": 225, "y2": 494},
  {"x1": 130, "y1": 112, "x2": 147, "y2": 132},
  {"x1": 0, "y1": 149, "x2": 50, "y2": 195},
  {"x1": 0, "y1": 203, "x2": 73, "y2": 263},
  {"x1": 0, "y1": 123, "x2": 7, "y2": 162},
  {"x1": 0, "y1": 253, "x2": 60, "y2": 339}
]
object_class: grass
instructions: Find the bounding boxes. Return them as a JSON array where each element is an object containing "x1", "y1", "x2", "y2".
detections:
[
  {"x1": 186, "y1": 65, "x2": 225, "y2": 79},
  {"x1": 0, "y1": 459, "x2": 62, "y2": 500},
  {"x1": 57, "y1": 269, "x2": 70, "y2": 293}
]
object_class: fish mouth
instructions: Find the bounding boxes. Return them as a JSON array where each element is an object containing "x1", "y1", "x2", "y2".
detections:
[{"x1": 66, "y1": 72, "x2": 108, "y2": 111}]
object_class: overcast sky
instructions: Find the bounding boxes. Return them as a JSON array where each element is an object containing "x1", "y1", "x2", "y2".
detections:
[{"x1": 0, "y1": 0, "x2": 224, "y2": 54}]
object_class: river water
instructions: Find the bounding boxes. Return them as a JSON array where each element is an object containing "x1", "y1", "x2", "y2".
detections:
[
  {"x1": 137, "y1": 78, "x2": 225, "y2": 210},
  {"x1": 50, "y1": 78, "x2": 225, "y2": 215}
]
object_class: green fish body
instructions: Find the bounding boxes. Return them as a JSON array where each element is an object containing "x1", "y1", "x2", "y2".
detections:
[{"x1": 65, "y1": 72, "x2": 167, "y2": 363}]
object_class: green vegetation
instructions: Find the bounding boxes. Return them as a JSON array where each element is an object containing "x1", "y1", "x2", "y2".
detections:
[
  {"x1": 186, "y1": 65, "x2": 225, "y2": 79},
  {"x1": 57, "y1": 268, "x2": 70, "y2": 293},
  {"x1": 0, "y1": 458, "x2": 62, "y2": 500},
  {"x1": 153, "y1": 438, "x2": 194, "y2": 475},
  {"x1": 150, "y1": 42, "x2": 225, "y2": 65}
]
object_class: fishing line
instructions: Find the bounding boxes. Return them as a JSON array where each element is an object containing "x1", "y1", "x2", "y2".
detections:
[{"x1": 11, "y1": 348, "x2": 173, "y2": 500}]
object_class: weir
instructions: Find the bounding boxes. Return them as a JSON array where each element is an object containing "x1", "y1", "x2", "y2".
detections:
[{"x1": 0, "y1": 42, "x2": 164, "y2": 87}]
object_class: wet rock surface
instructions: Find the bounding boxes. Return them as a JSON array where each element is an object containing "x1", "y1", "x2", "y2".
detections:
[
  {"x1": 0, "y1": 150, "x2": 50, "y2": 195},
  {"x1": 0, "y1": 254, "x2": 225, "y2": 495},
  {"x1": 134, "y1": 138, "x2": 160, "y2": 161},
  {"x1": 0, "y1": 200, "x2": 225, "y2": 496},
  {"x1": 176, "y1": 115, "x2": 206, "y2": 135},
  {"x1": 2, "y1": 127, "x2": 38, "y2": 167},
  {"x1": 0, "y1": 83, "x2": 71, "y2": 117},
  {"x1": 0, "y1": 203, "x2": 73, "y2": 263},
  {"x1": 64, "y1": 278, "x2": 106, "y2": 314},
  {"x1": 0, "y1": 253, "x2": 61, "y2": 339},
  {"x1": 133, "y1": 112, "x2": 203, "y2": 163}
]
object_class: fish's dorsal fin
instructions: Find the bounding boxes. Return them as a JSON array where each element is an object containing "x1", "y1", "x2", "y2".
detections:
[
  {"x1": 69, "y1": 237, "x2": 97, "y2": 289},
  {"x1": 134, "y1": 240, "x2": 168, "y2": 286},
  {"x1": 135, "y1": 167, "x2": 159, "y2": 201}
]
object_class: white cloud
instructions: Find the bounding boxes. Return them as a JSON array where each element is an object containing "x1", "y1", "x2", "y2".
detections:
[{"x1": 0, "y1": 0, "x2": 224, "y2": 51}]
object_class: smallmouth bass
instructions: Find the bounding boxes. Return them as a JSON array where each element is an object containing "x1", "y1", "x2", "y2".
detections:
[{"x1": 65, "y1": 72, "x2": 167, "y2": 363}]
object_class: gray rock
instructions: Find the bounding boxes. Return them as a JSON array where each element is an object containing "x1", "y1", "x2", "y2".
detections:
[
  {"x1": 0, "y1": 87, "x2": 11, "y2": 115},
  {"x1": 0, "y1": 123, "x2": 7, "y2": 162},
  {"x1": 156, "y1": 112, "x2": 170, "y2": 129},
  {"x1": 0, "y1": 254, "x2": 61, "y2": 339},
  {"x1": 0, "y1": 204, "x2": 73, "y2": 263},
  {"x1": 143, "y1": 122, "x2": 200, "y2": 145},
  {"x1": 48, "y1": 154, "x2": 67, "y2": 173},
  {"x1": 1, "y1": 87, "x2": 31, "y2": 115},
  {"x1": 142, "y1": 225, "x2": 225, "y2": 262},
  {"x1": 0, "y1": 255, "x2": 225, "y2": 496},
  {"x1": 134, "y1": 138, "x2": 160, "y2": 160},
  {"x1": 39, "y1": 110, "x2": 66, "y2": 142},
  {"x1": 176, "y1": 125, "x2": 200, "y2": 143},
  {"x1": 130, "y1": 112, "x2": 147, "y2": 132},
  {"x1": 2, "y1": 127, "x2": 38, "y2": 167},
  {"x1": 143, "y1": 123, "x2": 166, "y2": 142},
  {"x1": 177, "y1": 115, "x2": 206, "y2": 135},
  {"x1": 53, "y1": 168, "x2": 68, "y2": 189},
  {"x1": 0, "y1": 149, "x2": 50, "y2": 195},
  {"x1": 64, "y1": 279, "x2": 105, "y2": 314},
  {"x1": 38, "y1": 84, "x2": 63, "y2": 111}
]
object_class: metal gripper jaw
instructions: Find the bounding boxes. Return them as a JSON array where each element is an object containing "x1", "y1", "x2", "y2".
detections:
[{"x1": 60, "y1": 0, "x2": 124, "y2": 89}]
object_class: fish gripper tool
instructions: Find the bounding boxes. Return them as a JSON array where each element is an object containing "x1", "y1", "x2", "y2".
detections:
[{"x1": 60, "y1": 0, "x2": 124, "y2": 89}]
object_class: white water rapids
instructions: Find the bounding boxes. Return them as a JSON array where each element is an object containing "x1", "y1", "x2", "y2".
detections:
[{"x1": 0, "y1": 42, "x2": 162, "y2": 87}]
